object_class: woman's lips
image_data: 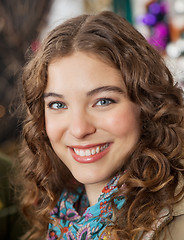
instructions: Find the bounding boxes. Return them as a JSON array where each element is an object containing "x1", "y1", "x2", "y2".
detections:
[{"x1": 69, "y1": 143, "x2": 112, "y2": 163}]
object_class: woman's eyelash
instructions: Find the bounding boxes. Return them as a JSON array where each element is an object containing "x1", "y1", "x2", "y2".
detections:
[
  {"x1": 47, "y1": 101, "x2": 67, "y2": 110},
  {"x1": 95, "y1": 98, "x2": 116, "y2": 106}
]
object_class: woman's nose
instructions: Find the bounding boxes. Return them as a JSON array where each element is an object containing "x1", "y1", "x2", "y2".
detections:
[{"x1": 68, "y1": 111, "x2": 96, "y2": 139}]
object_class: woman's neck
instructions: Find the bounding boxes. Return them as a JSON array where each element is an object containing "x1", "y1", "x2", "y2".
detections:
[{"x1": 84, "y1": 179, "x2": 110, "y2": 206}]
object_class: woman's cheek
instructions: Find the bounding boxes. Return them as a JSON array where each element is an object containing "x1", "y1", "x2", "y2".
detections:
[
  {"x1": 104, "y1": 106, "x2": 140, "y2": 137},
  {"x1": 104, "y1": 113, "x2": 130, "y2": 136},
  {"x1": 45, "y1": 117, "x2": 60, "y2": 142}
]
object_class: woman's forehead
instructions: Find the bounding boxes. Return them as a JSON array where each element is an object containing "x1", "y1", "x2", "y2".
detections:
[{"x1": 46, "y1": 51, "x2": 126, "y2": 94}]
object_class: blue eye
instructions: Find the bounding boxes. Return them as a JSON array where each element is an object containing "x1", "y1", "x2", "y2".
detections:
[
  {"x1": 96, "y1": 98, "x2": 115, "y2": 106},
  {"x1": 48, "y1": 101, "x2": 67, "y2": 110}
]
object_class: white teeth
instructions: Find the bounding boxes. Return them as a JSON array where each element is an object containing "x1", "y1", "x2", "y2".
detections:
[
  {"x1": 73, "y1": 143, "x2": 109, "y2": 157},
  {"x1": 91, "y1": 149, "x2": 96, "y2": 155},
  {"x1": 96, "y1": 146, "x2": 100, "y2": 153},
  {"x1": 85, "y1": 149, "x2": 91, "y2": 156},
  {"x1": 79, "y1": 149, "x2": 85, "y2": 156}
]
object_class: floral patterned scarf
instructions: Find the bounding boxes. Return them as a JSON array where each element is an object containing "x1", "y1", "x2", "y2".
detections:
[{"x1": 48, "y1": 173, "x2": 125, "y2": 240}]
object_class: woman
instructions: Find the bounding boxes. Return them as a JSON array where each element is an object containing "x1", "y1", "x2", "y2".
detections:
[{"x1": 18, "y1": 11, "x2": 184, "y2": 240}]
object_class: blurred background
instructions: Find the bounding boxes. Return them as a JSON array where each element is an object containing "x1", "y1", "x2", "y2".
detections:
[{"x1": 0, "y1": 0, "x2": 184, "y2": 238}]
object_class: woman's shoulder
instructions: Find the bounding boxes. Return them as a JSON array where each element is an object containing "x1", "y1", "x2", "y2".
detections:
[
  {"x1": 141, "y1": 196, "x2": 184, "y2": 240},
  {"x1": 158, "y1": 214, "x2": 184, "y2": 240},
  {"x1": 157, "y1": 197, "x2": 184, "y2": 240}
]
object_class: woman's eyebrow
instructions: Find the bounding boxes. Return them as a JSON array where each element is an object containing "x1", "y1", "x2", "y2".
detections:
[
  {"x1": 87, "y1": 86, "x2": 125, "y2": 96},
  {"x1": 43, "y1": 92, "x2": 64, "y2": 99},
  {"x1": 43, "y1": 86, "x2": 124, "y2": 99}
]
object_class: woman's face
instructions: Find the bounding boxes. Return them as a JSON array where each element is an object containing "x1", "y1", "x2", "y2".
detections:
[{"x1": 44, "y1": 52, "x2": 140, "y2": 186}]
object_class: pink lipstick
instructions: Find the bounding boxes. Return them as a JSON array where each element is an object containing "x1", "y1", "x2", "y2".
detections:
[{"x1": 69, "y1": 143, "x2": 112, "y2": 163}]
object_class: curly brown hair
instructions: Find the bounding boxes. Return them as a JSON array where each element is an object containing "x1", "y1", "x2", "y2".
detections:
[{"x1": 17, "y1": 11, "x2": 184, "y2": 240}]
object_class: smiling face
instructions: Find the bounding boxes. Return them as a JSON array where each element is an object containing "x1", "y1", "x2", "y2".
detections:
[{"x1": 44, "y1": 52, "x2": 140, "y2": 188}]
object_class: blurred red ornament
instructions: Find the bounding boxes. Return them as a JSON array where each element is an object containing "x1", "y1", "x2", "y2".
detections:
[{"x1": 31, "y1": 40, "x2": 40, "y2": 52}]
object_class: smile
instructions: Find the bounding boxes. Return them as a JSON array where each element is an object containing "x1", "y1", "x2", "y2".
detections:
[
  {"x1": 69, "y1": 143, "x2": 112, "y2": 163},
  {"x1": 73, "y1": 143, "x2": 109, "y2": 156}
]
